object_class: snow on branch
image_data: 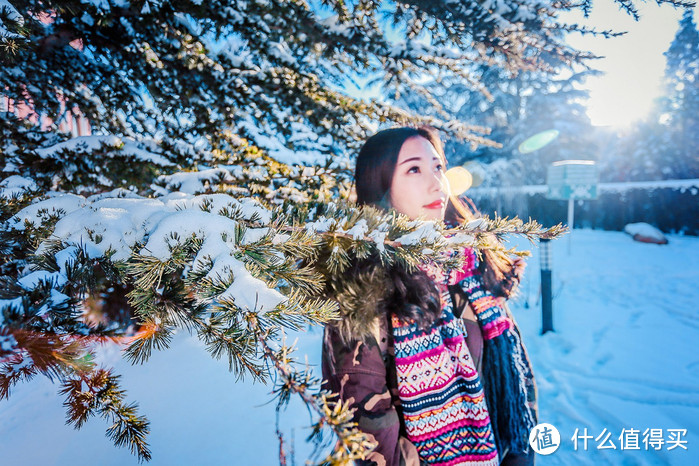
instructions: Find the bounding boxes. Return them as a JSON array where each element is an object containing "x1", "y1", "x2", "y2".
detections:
[{"x1": 35, "y1": 135, "x2": 174, "y2": 167}]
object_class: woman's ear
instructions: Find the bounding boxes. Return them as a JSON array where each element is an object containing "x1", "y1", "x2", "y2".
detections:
[{"x1": 348, "y1": 181, "x2": 357, "y2": 203}]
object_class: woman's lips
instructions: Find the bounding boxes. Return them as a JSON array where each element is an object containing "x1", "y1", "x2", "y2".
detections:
[{"x1": 424, "y1": 200, "x2": 444, "y2": 209}]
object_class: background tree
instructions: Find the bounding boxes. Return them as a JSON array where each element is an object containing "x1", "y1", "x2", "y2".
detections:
[
  {"x1": 600, "y1": 8, "x2": 697, "y2": 182},
  {"x1": 450, "y1": 68, "x2": 597, "y2": 185},
  {"x1": 395, "y1": 63, "x2": 598, "y2": 193},
  {"x1": 651, "y1": 8, "x2": 698, "y2": 179}
]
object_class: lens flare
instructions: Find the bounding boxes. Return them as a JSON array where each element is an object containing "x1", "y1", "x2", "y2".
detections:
[
  {"x1": 446, "y1": 166, "x2": 472, "y2": 196},
  {"x1": 518, "y1": 129, "x2": 559, "y2": 154},
  {"x1": 462, "y1": 161, "x2": 485, "y2": 188}
]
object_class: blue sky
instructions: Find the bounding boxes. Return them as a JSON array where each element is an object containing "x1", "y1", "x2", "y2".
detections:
[{"x1": 563, "y1": 3, "x2": 696, "y2": 127}]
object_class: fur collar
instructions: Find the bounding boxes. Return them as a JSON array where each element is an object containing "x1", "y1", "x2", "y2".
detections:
[
  {"x1": 326, "y1": 262, "x2": 391, "y2": 344},
  {"x1": 326, "y1": 257, "x2": 442, "y2": 344}
]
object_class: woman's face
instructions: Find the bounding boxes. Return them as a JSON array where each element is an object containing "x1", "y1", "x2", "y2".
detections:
[{"x1": 389, "y1": 136, "x2": 449, "y2": 221}]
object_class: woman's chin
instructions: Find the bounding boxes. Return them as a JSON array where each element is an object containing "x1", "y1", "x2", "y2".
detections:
[{"x1": 422, "y1": 210, "x2": 445, "y2": 222}]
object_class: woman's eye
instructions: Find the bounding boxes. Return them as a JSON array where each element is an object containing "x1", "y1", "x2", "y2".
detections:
[
  {"x1": 408, "y1": 166, "x2": 420, "y2": 174},
  {"x1": 435, "y1": 164, "x2": 444, "y2": 172}
]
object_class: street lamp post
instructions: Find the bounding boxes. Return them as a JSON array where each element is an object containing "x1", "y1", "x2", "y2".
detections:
[{"x1": 540, "y1": 238, "x2": 554, "y2": 334}]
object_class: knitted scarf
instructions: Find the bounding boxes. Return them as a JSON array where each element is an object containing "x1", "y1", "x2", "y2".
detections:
[
  {"x1": 449, "y1": 247, "x2": 536, "y2": 457},
  {"x1": 391, "y1": 306, "x2": 499, "y2": 466},
  {"x1": 399, "y1": 246, "x2": 535, "y2": 461},
  {"x1": 452, "y1": 248, "x2": 536, "y2": 453},
  {"x1": 390, "y1": 248, "x2": 502, "y2": 465}
]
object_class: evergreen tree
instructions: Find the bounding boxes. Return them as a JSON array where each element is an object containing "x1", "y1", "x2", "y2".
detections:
[
  {"x1": 656, "y1": 8, "x2": 699, "y2": 179},
  {"x1": 607, "y1": 9, "x2": 698, "y2": 182},
  {"x1": 397, "y1": 65, "x2": 598, "y2": 186},
  {"x1": 470, "y1": 70, "x2": 596, "y2": 186},
  {"x1": 0, "y1": 0, "x2": 617, "y2": 164}
]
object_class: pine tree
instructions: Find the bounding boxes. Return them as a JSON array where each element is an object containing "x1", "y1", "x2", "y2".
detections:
[
  {"x1": 0, "y1": 0, "x2": 688, "y2": 462},
  {"x1": 656, "y1": 8, "x2": 699, "y2": 179},
  {"x1": 1, "y1": 0, "x2": 603, "y2": 163},
  {"x1": 608, "y1": 9, "x2": 698, "y2": 182},
  {"x1": 397, "y1": 64, "x2": 598, "y2": 186}
]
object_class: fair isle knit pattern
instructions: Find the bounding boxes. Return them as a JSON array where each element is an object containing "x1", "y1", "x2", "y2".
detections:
[
  {"x1": 455, "y1": 249, "x2": 512, "y2": 340},
  {"x1": 455, "y1": 247, "x2": 536, "y2": 456},
  {"x1": 391, "y1": 308, "x2": 499, "y2": 465},
  {"x1": 407, "y1": 246, "x2": 536, "y2": 459}
]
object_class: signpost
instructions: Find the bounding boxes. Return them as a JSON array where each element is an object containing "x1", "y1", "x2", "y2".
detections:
[
  {"x1": 540, "y1": 160, "x2": 598, "y2": 334},
  {"x1": 546, "y1": 160, "x2": 598, "y2": 254}
]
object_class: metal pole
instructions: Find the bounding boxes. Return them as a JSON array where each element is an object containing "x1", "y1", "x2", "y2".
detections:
[
  {"x1": 540, "y1": 238, "x2": 554, "y2": 334},
  {"x1": 567, "y1": 198, "x2": 574, "y2": 255}
]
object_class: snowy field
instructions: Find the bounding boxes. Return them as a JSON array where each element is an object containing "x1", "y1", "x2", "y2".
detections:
[{"x1": 1, "y1": 228, "x2": 698, "y2": 465}]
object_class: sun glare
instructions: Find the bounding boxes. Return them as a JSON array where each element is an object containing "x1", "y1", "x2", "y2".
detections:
[
  {"x1": 561, "y1": 3, "x2": 691, "y2": 129},
  {"x1": 585, "y1": 91, "x2": 655, "y2": 128}
]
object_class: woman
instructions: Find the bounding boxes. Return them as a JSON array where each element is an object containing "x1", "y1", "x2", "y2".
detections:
[{"x1": 321, "y1": 127, "x2": 537, "y2": 465}]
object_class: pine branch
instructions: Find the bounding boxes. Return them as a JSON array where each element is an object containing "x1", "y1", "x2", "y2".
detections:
[
  {"x1": 122, "y1": 320, "x2": 174, "y2": 365},
  {"x1": 59, "y1": 369, "x2": 151, "y2": 462},
  {"x1": 445, "y1": 215, "x2": 569, "y2": 242},
  {"x1": 249, "y1": 317, "x2": 377, "y2": 464},
  {"x1": 0, "y1": 327, "x2": 151, "y2": 460},
  {"x1": 2, "y1": 172, "x2": 568, "y2": 462}
]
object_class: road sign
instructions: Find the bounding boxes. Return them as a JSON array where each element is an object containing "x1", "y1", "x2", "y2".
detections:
[{"x1": 546, "y1": 160, "x2": 598, "y2": 200}]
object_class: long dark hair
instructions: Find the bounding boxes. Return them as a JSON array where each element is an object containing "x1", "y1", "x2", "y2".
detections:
[{"x1": 355, "y1": 126, "x2": 519, "y2": 305}]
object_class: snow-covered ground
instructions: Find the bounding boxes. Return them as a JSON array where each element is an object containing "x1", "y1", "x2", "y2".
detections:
[
  {"x1": 1, "y1": 228, "x2": 698, "y2": 465},
  {"x1": 510, "y1": 229, "x2": 699, "y2": 466}
]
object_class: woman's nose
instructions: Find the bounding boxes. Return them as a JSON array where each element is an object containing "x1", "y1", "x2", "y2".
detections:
[{"x1": 429, "y1": 171, "x2": 446, "y2": 193}]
